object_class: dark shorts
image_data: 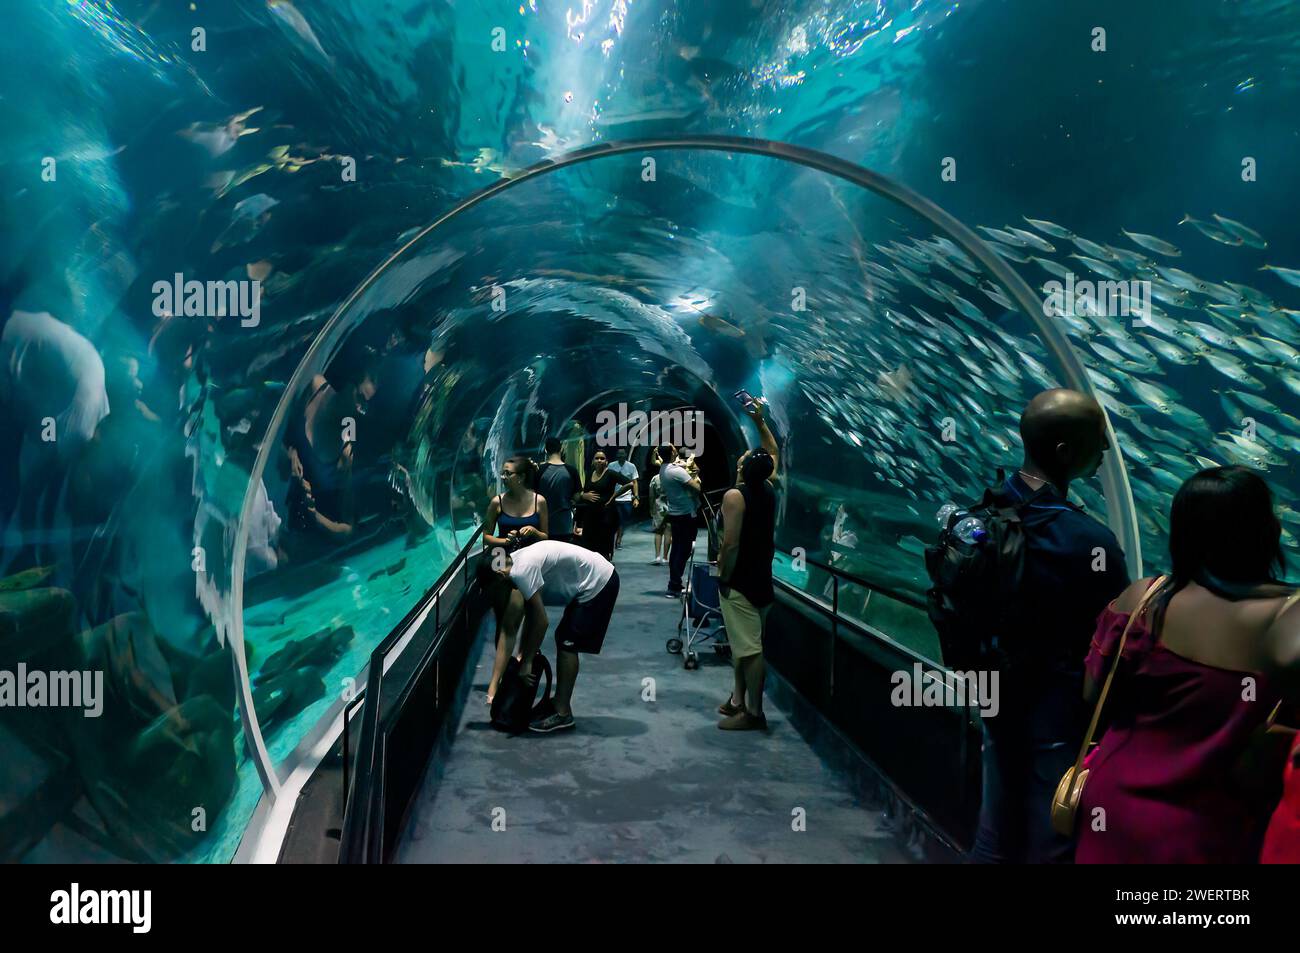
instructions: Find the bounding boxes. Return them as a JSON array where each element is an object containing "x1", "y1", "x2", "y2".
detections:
[
  {"x1": 555, "y1": 571, "x2": 620, "y2": 655},
  {"x1": 616, "y1": 501, "x2": 634, "y2": 526}
]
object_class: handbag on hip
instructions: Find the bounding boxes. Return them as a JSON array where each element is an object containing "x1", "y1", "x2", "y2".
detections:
[{"x1": 1050, "y1": 575, "x2": 1167, "y2": 837}]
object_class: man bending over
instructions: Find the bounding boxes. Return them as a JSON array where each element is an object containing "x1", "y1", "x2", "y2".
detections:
[{"x1": 479, "y1": 539, "x2": 621, "y2": 733}]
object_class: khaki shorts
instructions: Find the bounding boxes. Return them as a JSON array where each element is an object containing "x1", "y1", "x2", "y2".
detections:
[{"x1": 720, "y1": 588, "x2": 769, "y2": 659}]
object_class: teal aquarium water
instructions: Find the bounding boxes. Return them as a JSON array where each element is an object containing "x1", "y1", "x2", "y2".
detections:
[{"x1": 1, "y1": 0, "x2": 1298, "y2": 860}]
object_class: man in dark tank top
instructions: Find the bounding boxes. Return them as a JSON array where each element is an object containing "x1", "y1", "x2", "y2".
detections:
[{"x1": 715, "y1": 400, "x2": 781, "y2": 730}]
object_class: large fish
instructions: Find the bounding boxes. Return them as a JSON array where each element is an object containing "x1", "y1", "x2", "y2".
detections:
[{"x1": 268, "y1": 0, "x2": 335, "y2": 65}]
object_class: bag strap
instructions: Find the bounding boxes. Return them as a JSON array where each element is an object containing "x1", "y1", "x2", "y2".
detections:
[
  {"x1": 1262, "y1": 590, "x2": 1300, "y2": 729},
  {"x1": 1067, "y1": 575, "x2": 1169, "y2": 778}
]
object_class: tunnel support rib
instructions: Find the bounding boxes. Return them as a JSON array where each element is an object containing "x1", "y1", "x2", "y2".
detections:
[{"x1": 231, "y1": 135, "x2": 1143, "y2": 804}]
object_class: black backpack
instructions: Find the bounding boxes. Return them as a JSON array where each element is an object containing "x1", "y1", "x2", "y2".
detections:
[
  {"x1": 924, "y1": 472, "x2": 1058, "y2": 671},
  {"x1": 490, "y1": 654, "x2": 554, "y2": 734}
]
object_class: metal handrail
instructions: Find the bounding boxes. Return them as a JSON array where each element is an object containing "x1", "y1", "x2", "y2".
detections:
[
  {"x1": 339, "y1": 525, "x2": 483, "y2": 863},
  {"x1": 773, "y1": 554, "x2": 979, "y2": 850},
  {"x1": 798, "y1": 554, "x2": 927, "y2": 612}
]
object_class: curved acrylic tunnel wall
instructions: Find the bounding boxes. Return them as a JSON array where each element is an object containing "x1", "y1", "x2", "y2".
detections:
[
  {"x1": 220, "y1": 140, "x2": 1144, "y2": 851},
  {"x1": 4, "y1": 136, "x2": 1211, "y2": 863}
]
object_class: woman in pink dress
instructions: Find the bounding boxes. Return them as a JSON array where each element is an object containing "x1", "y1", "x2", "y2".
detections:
[{"x1": 1075, "y1": 467, "x2": 1300, "y2": 864}]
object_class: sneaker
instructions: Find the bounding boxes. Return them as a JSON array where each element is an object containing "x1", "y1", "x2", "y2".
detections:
[
  {"x1": 717, "y1": 697, "x2": 745, "y2": 717},
  {"x1": 666, "y1": 589, "x2": 682, "y2": 599},
  {"x1": 529, "y1": 711, "x2": 576, "y2": 733},
  {"x1": 718, "y1": 711, "x2": 768, "y2": 731}
]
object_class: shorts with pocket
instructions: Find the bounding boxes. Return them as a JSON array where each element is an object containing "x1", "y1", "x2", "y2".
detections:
[
  {"x1": 555, "y1": 571, "x2": 620, "y2": 654},
  {"x1": 720, "y1": 587, "x2": 770, "y2": 659}
]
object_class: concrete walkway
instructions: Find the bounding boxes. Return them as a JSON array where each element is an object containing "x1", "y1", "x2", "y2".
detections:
[{"x1": 396, "y1": 529, "x2": 907, "y2": 863}]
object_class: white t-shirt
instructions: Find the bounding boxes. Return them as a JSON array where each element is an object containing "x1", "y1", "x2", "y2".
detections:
[
  {"x1": 608, "y1": 460, "x2": 638, "y2": 501},
  {"x1": 510, "y1": 540, "x2": 613, "y2": 604}
]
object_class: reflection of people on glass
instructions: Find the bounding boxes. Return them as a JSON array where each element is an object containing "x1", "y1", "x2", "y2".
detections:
[
  {"x1": 824, "y1": 501, "x2": 858, "y2": 601},
  {"x1": 0, "y1": 307, "x2": 110, "y2": 569},
  {"x1": 561, "y1": 419, "x2": 587, "y2": 487},
  {"x1": 283, "y1": 354, "x2": 378, "y2": 552}
]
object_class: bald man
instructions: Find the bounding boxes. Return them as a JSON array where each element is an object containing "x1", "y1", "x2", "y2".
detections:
[{"x1": 971, "y1": 389, "x2": 1130, "y2": 865}]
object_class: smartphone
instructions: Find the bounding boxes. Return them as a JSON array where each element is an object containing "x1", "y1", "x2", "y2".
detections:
[{"x1": 733, "y1": 389, "x2": 755, "y2": 408}]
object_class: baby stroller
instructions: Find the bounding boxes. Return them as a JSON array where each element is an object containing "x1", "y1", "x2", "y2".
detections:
[{"x1": 665, "y1": 499, "x2": 730, "y2": 670}]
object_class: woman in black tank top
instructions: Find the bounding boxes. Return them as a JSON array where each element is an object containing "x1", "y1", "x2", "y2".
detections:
[{"x1": 726, "y1": 479, "x2": 776, "y2": 608}]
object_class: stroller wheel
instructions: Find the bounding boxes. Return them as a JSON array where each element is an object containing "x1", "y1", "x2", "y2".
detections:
[
  {"x1": 666, "y1": 638, "x2": 683, "y2": 655},
  {"x1": 684, "y1": 653, "x2": 699, "y2": 670}
]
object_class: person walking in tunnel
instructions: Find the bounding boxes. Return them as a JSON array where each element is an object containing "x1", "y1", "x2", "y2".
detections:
[
  {"x1": 575, "y1": 449, "x2": 631, "y2": 561},
  {"x1": 967, "y1": 388, "x2": 1130, "y2": 864},
  {"x1": 608, "y1": 446, "x2": 639, "y2": 549},
  {"x1": 482, "y1": 455, "x2": 548, "y2": 702},
  {"x1": 1074, "y1": 466, "x2": 1300, "y2": 864},
  {"x1": 479, "y1": 540, "x2": 621, "y2": 733},
  {"x1": 716, "y1": 398, "x2": 781, "y2": 730},
  {"x1": 648, "y1": 448, "x2": 671, "y2": 565},
  {"x1": 660, "y1": 443, "x2": 702, "y2": 598},
  {"x1": 538, "y1": 437, "x2": 582, "y2": 543}
]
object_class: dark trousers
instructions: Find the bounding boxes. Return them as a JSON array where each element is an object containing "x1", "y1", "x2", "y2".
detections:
[
  {"x1": 666, "y1": 513, "x2": 698, "y2": 592},
  {"x1": 970, "y1": 712, "x2": 1078, "y2": 864}
]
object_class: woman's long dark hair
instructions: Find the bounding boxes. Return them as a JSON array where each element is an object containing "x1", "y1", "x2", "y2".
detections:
[{"x1": 1154, "y1": 466, "x2": 1291, "y2": 625}]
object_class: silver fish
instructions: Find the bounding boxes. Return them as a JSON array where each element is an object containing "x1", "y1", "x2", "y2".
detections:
[
  {"x1": 1128, "y1": 379, "x2": 1179, "y2": 415},
  {"x1": 1261, "y1": 265, "x2": 1300, "y2": 289},
  {"x1": 1205, "y1": 352, "x2": 1266, "y2": 390},
  {"x1": 979, "y1": 280, "x2": 1014, "y2": 310},
  {"x1": 1179, "y1": 214, "x2": 1243, "y2": 246},
  {"x1": 1023, "y1": 216, "x2": 1074, "y2": 239},
  {"x1": 1073, "y1": 236, "x2": 1116, "y2": 260},
  {"x1": 1032, "y1": 256, "x2": 1073, "y2": 280},
  {"x1": 978, "y1": 226, "x2": 1030, "y2": 247},
  {"x1": 1146, "y1": 335, "x2": 1198, "y2": 365},
  {"x1": 1213, "y1": 214, "x2": 1267, "y2": 249},
  {"x1": 1232, "y1": 335, "x2": 1276, "y2": 364},
  {"x1": 1226, "y1": 282, "x2": 1273, "y2": 309},
  {"x1": 1154, "y1": 265, "x2": 1204, "y2": 293},
  {"x1": 1185, "y1": 321, "x2": 1235, "y2": 349},
  {"x1": 987, "y1": 241, "x2": 1033, "y2": 264},
  {"x1": 1258, "y1": 336, "x2": 1300, "y2": 366},
  {"x1": 1005, "y1": 227, "x2": 1056, "y2": 254},
  {"x1": 1069, "y1": 255, "x2": 1126, "y2": 281},
  {"x1": 1123, "y1": 230, "x2": 1182, "y2": 257}
]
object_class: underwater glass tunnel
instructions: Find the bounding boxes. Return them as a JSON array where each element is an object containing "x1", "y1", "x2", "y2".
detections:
[{"x1": 1, "y1": 0, "x2": 1299, "y2": 864}]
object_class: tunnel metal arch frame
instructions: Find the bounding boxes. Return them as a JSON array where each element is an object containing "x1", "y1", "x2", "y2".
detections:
[{"x1": 231, "y1": 134, "x2": 1144, "y2": 801}]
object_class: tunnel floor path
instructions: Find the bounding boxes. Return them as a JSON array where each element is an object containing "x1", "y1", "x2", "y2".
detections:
[{"x1": 395, "y1": 527, "x2": 908, "y2": 863}]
